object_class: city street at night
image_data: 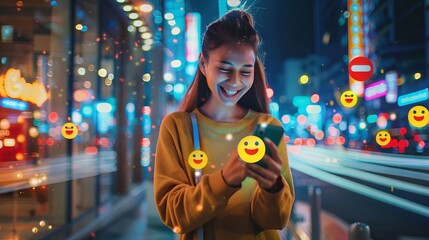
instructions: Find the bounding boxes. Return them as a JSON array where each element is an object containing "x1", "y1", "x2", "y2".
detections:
[{"x1": 0, "y1": 0, "x2": 428, "y2": 240}]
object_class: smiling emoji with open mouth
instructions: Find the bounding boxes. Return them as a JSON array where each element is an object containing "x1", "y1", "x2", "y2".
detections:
[
  {"x1": 340, "y1": 90, "x2": 358, "y2": 108},
  {"x1": 237, "y1": 135, "x2": 266, "y2": 163},
  {"x1": 188, "y1": 150, "x2": 208, "y2": 170},
  {"x1": 375, "y1": 130, "x2": 391, "y2": 146},
  {"x1": 61, "y1": 122, "x2": 78, "y2": 139},
  {"x1": 408, "y1": 105, "x2": 429, "y2": 128}
]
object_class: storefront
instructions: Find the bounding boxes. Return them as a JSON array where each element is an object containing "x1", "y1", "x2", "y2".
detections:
[{"x1": 0, "y1": 0, "x2": 150, "y2": 239}]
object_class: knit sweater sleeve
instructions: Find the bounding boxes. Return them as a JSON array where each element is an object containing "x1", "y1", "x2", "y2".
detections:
[
  {"x1": 154, "y1": 113, "x2": 240, "y2": 234},
  {"x1": 250, "y1": 118, "x2": 295, "y2": 230}
]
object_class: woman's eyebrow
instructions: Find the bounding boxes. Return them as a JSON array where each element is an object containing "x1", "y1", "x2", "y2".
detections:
[{"x1": 219, "y1": 60, "x2": 253, "y2": 68}]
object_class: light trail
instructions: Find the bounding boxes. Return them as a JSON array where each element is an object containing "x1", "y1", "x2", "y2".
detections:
[
  {"x1": 289, "y1": 158, "x2": 429, "y2": 218},
  {"x1": 302, "y1": 145, "x2": 429, "y2": 170},
  {"x1": 299, "y1": 147, "x2": 429, "y2": 181},
  {"x1": 0, "y1": 151, "x2": 117, "y2": 194},
  {"x1": 293, "y1": 151, "x2": 429, "y2": 197}
]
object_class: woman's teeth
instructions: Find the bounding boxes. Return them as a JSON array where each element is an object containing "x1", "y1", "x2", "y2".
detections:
[
  {"x1": 226, "y1": 89, "x2": 238, "y2": 96},
  {"x1": 221, "y1": 86, "x2": 240, "y2": 96}
]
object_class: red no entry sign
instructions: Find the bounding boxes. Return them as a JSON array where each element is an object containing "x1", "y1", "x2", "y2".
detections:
[{"x1": 349, "y1": 56, "x2": 374, "y2": 81}]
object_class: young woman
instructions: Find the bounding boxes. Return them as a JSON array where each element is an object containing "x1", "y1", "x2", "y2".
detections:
[{"x1": 154, "y1": 10, "x2": 294, "y2": 240}]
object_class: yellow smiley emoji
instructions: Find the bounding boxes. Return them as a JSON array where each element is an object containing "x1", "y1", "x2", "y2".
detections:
[
  {"x1": 188, "y1": 150, "x2": 208, "y2": 170},
  {"x1": 237, "y1": 135, "x2": 266, "y2": 163},
  {"x1": 375, "y1": 130, "x2": 391, "y2": 146},
  {"x1": 408, "y1": 106, "x2": 429, "y2": 128},
  {"x1": 340, "y1": 90, "x2": 358, "y2": 108},
  {"x1": 61, "y1": 122, "x2": 78, "y2": 139}
]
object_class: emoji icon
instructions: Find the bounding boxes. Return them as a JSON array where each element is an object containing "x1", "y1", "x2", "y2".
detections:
[
  {"x1": 61, "y1": 122, "x2": 78, "y2": 139},
  {"x1": 188, "y1": 150, "x2": 208, "y2": 170},
  {"x1": 237, "y1": 135, "x2": 266, "y2": 163},
  {"x1": 375, "y1": 130, "x2": 391, "y2": 146},
  {"x1": 408, "y1": 106, "x2": 429, "y2": 128},
  {"x1": 340, "y1": 90, "x2": 358, "y2": 108}
]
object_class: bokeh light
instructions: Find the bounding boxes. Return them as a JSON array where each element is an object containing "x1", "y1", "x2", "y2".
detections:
[
  {"x1": 310, "y1": 94, "x2": 320, "y2": 103},
  {"x1": 140, "y1": 3, "x2": 153, "y2": 12},
  {"x1": 299, "y1": 74, "x2": 309, "y2": 84},
  {"x1": 266, "y1": 88, "x2": 274, "y2": 98},
  {"x1": 332, "y1": 113, "x2": 342, "y2": 124}
]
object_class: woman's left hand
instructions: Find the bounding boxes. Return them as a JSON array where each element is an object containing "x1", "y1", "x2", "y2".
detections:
[{"x1": 245, "y1": 138, "x2": 283, "y2": 192}]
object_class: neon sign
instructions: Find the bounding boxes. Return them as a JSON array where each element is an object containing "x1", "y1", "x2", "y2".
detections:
[
  {"x1": 0, "y1": 98, "x2": 29, "y2": 111},
  {"x1": 364, "y1": 80, "x2": 387, "y2": 100},
  {"x1": 385, "y1": 71, "x2": 398, "y2": 103},
  {"x1": 348, "y1": 0, "x2": 365, "y2": 96},
  {"x1": 0, "y1": 68, "x2": 48, "y2": 107},
  {"x1": 397, "y1": 88, "x2": 429, "y2": 107},
  {"x1": 185, "y1": 12, "x2": 200, "y2": 63}
]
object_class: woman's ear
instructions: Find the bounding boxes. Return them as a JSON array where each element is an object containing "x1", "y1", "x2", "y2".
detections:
[{"x1": 199, "y1": 55, "x2": 207, "y2": 76}]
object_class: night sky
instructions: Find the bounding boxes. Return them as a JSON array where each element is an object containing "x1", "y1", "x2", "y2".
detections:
[
  {"x1": 251, "y1": 0, "x2": 314, "y2": 85},
  {"x1": 187, "y1": 0, "x2": 314, "y2": 90}
]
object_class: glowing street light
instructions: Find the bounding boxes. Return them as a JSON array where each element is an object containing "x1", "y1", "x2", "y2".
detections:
[{"x1": 140, "y1": 3, "x2": 153, "y2": 13}]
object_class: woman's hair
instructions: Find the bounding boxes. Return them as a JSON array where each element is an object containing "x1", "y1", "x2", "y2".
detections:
[{"x1": 179, "y1": 10, "x2": 269, "y2": 113}]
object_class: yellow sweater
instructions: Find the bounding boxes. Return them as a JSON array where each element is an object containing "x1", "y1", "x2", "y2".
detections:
[{"x1": 154, "y1": 108, "x2": 295, "y2": 240}]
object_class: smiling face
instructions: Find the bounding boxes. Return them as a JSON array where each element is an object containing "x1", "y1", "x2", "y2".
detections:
[
  {"x1": 237, "y1": 135, "x2": 265, "y2": 163},
  {"x1": 61, "y1": 122, "x2": 78, "y2": 139},
  {"x1": 340, "y1": 90, "x2": 358, "y2": 108},
  {"x1": 408, "y1": 106, "x2": 429, "y2": 128},
  {"x1": 200, "y1": 44, "x2": 255, "y2": 108},
  {"x1": 188, "y1": 150, "x2": 208, "y2": 170},
  {"x1": 375, "y1": 130, "x2": 391, "y2": 146}
]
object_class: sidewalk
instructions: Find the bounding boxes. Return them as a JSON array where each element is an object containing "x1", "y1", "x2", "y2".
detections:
[
  {"x1": 86, "y1": 181, "x2": 175, "y2": 240},
  {"x1": 87, "y1": 181, "x2": 349, "y2": 240},
  {"x1": 292, "y1": 201, "x2": 349, "y2": 240}
]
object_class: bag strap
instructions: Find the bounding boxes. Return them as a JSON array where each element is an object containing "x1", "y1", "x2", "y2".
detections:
[
  {"x1": 190, "y1": 112, "x2": 202, "y2": 184},
  {"x1": 189, "y1": 112, "x2": 204, "y2": 240}
]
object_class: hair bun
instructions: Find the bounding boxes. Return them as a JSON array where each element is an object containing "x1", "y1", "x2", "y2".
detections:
[
  {"x1": 222, "y1": 10, "x2": 255, "y2": 27},
  {"x1": 240, "y1": 12, "x2": 254, "y2": 27}
]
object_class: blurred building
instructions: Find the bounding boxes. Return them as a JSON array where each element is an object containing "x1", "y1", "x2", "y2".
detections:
[
  {"x1": 361, "y1": 0, "x2": 427, "y2": 154},
  {"x1": 278, "y1": 0, "x2": 428, "y2": 154},
  {"x1": 0, "y1": 0, "x2": 163, "y2": 239}
]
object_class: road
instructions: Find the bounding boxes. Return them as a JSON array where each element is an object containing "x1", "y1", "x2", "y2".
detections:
[{"x1": 288, "y1": 145, "x2": 429, "y2": 239}]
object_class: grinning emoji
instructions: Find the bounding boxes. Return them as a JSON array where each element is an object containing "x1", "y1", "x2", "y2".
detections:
[
  {"x1": 340, "y1": 90, "x2": 358, "y2": 108},
  {"x1": 188, "y1": 150, "x2": 208, "y2": 170},
  {"x1": 237, "y1": 135, "x2": 266, "y2": 163},
  {"x1": 408, "y1": 106, "x2": 429, "y2": 128},
  {"x1": 375, "y1": 130, "x2": 391, "y2": 146},
  {"x1": 61, "y1": 122, "x2": 78, "y2": 139}
]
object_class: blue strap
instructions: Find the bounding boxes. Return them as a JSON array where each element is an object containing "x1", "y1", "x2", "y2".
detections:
[
  {"x1": 190, "y1": 112, "x2": 203, "y2": 184},
  {"x1": 190, "y1": 112, "x2": 200, "y2": 150},
  {"x1": 190, "y1": 112, "x2": 204, "y2": 239}
]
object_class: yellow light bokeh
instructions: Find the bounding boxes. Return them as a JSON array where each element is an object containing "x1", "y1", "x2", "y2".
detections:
[
  {"x1": 299, "y1": 74, "x2": 309, "y2": 84},
  {"x1": 414, "y1": 72, "x2": 421, "y2": 80},
  {"x1": 29, "y1": 127, "x2": 39, "y2": 138},
  {"x1": 142, "y1": 45, "x2": 151, "y2": 51},
  {"x1": 142, "y1": 73, "x2": 151, "y2": 82},
  {"x1": 133, "y1": 20, "x2": 143, "y2": 27},
  {"x1": 98, "y1": 68, "x2": 107, "y2": 77},
  {"x1": 171, "y1": 27, "x2": 181, "y2": 35},
  {"x1": 75, "y1": 24, "x2": 83, "y2": 31},
  {"x1": 0, "y1": 119, "x2": 10, "y2": 129},
  {"x1": 140, "y1": 3, "x2": 153, "y2": 12},
  {"x1": 141, "y1": 32, "x2": 152, "y2": 39},
  {"x1": 17, "y1": 134, "x2": 25, "y2": 143},
  {"x1": 105, "y1": 78, "x2": 112, "y2": 86},
  {"x1": 123, "y1": 5, "x2": 132, "y2": 12}
]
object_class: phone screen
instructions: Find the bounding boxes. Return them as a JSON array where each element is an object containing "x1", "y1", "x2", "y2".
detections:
[{"x1": 252, "y1": 124, "x2": 285, "y2": 168}]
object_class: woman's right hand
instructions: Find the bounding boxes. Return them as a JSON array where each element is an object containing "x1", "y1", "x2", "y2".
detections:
[{"x1": 221, "y1": 149, "x2": 247, "y2": 187}]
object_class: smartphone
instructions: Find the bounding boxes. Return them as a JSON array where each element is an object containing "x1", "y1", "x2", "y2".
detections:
[{"x1": 252, "y1": 123, "x2": 285, "y2": 168}]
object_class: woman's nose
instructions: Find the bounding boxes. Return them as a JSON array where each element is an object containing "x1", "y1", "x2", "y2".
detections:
[{"x1": 228, "y1": 72, "x2": 241, "y2": 86}]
